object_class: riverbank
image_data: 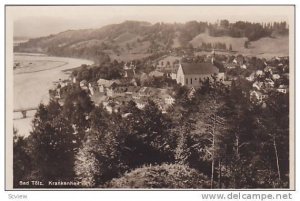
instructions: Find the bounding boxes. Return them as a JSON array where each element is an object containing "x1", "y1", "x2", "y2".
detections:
[{"x1": 13, "y1": 53, "x2": 94, "y2": 136}]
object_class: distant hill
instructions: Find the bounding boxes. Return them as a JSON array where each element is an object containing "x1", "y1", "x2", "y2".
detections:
[{"x1": 15, "y1": 20, "x2": 289, "y2": 62}]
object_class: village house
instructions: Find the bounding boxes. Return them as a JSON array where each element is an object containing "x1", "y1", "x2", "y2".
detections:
[
  {"x1": 171, "y1": 71, "x2": 177, "y2": 80},
  {"x1": 188, "y1": 87, "x2": 196, "y2": 99},
  {"x1": 240, "y1": 64, "x2": 247, "y2": 69},
  {"x1": 164, "y1": 94, "x2": 175, "y2": 105},
  {"x1": 149, "y1": 70, "x2": 164, "y2": 77},
  {"x1": 156, "y1": 61, "x2": 173, "y2": 72},
  {"x1": 265, "y1": 78, "x2": 275, "y2": 88},
  {"x1": 224, "y1": 63, "x2": 238, "y2": 69},
  {"x1": 272, "y1": 74, "x2": 281, "y2": 80},
  {"x1": 233, "y1": 55, "x2": 245, "y2": 66},
  {"x1": 176, "y1": 62, "x2": 221, "y2": 87},
  {"x1": 277, "y1": 85, "x2": 289, "y2": 94},
  {"x1": 138, "y1": 87, "x2": 160, "y2": 98},
  {"x1": 123, "y1": 69, "x2": 135, "y2": 79},
  {"x1": 79, "y1": 80, "x2": 88, "y2": 91},
  {"x1": 155, "y1": 56, "x2": 180, "y2": 73},
  {"x1": 246, "y1": 72, "x2": 256, "y2": 82},
  {"x1": 253, "y1": 81, "x2": 264, "y2": 90},
  {"x1": 106, "y1": 87, "x2": 114, "y2": 97},
  {"x1": 250, "y1": 90, "x2": 268, "y2": 104},
  {"x1": 97, "y1": 78, "x2": 120, "y2": 94},
  {"x1": 88, "y1": 82, "x2": 97, "y2": 96},
  {"x1": 256, "y1": 70, "x2": 264, "y2": 76},
  {"x1": 123, "y1": 62, "x2": 135, "y2": 70},
  {"x1": 264, "y1": 66, "x2": 279, "y2": 75},
  {"x1": 250, "y1": 90, "x2": 263, "y2": 103},
  {"x1": 112, "y1": 86, "x2": 128, "y2": 97},
  {"x1": 135, "y1": 98, "x2": 148, "y2": 109},
  {"x1": 125, "y1": 86, "x2": 141, "y2": 97},
  {"x1": 71, "y1": 75, "x2": 77, "y2": 84}
]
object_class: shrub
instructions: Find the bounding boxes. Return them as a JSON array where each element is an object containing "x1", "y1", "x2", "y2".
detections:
[{"x1": 104, "y1": 163, "x2": 210, "y2": 189}]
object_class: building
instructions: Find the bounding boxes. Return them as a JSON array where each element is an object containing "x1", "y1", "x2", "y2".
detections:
[
  {"x1": 88, "y1": 82, "x2": 96, "y2": 95},
  {"x1": 97, "y1": 79, "x2": 120, "y2": 94},
  {"x1": 123, "y1": 69, "x2": 135, "y2": 79},
  {"x1": 256, "y1": 70, "x2": 264, "y2": 76},
  {"x1": 272, "y1": 74, "x2": 281, "y2": 80},
  {"x1": 253, "y1": 81, "x2": 264, "y2": 90},
  {"x1": 246, "y1": 72, "x2": 256, "y2": 82},
  {"x1": 277, "y1": 85, "x2": 288, "y2": 94},
  {"x1": 79, "y1": 80, "x2": 88, "y2": 90},
  {"x1": 149, "y1": 70, "x2": 164, "y2": 77},
  {"x1": 164, "y1": 95, "x2": 175, "y2": 105},
  {"x1": 265, "y1": 78, "x2": 275, "y2": 88},
  {"x1": 250, "y1": 90, "x2": 263, "y2": 103},
  {"x1": 176, "y1": 63, "x2": 220, "y2": 87}
]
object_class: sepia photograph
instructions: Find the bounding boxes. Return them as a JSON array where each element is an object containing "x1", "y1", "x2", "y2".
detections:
[{"x1": 5, "y1": 5, "x2": 295, "y2": 190}]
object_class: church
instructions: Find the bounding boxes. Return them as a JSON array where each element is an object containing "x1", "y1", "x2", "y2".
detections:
[
  {"x1": 175, "y1": 50, "x2": 225, "y2": 87},
  {"x1": 176, "y1": 62, "x2": 225, "y2": 87}
]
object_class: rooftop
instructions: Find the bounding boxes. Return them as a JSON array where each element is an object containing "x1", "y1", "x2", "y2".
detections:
[{"x1": 180, "y1": 63, "x2": 219, "y2": 75}]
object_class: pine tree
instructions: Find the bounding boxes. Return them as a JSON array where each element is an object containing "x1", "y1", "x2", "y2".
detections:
[{"x1": 29, "y1": 103, "x2": 77, "y2": 183}]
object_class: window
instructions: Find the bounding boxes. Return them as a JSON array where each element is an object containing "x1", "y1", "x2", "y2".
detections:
[
  {"x1": 186, "y1": 78, "x2": 188, "y2": 85},
  {"x1": 190, "y1": 78, "x2": 192, "y2": 84}
]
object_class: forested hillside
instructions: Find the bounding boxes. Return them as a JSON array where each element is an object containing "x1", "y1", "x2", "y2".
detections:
[{"x1": 15, "y1": 20, "x2": 289, "y2": 63}]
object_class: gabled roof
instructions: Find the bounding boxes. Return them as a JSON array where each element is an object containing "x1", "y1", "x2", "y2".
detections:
[
  {"x1": 97, "y1": 79, "x2": 120, "y2": 88},
  {"x1": 180, "y1": 63, "x2": 219, "y2": 75},
  {"x1": 149, "y1": 70, "x2": 164, "y2": 77},
  {"x1": 80, "y1": 80, "x2": 87, "y2": 84},
  {"x1": 278, "y1": 84, "x2": 288, "y2": 89}
]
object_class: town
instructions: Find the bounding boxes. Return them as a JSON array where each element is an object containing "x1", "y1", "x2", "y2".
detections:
[{"x1": 50, "y1": 50, "x2": 289, "y2": 115}]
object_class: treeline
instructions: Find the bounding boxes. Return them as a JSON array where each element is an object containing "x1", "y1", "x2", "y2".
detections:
[
  {"x1": 72, "y1": 61, "x2": 124, "y2": 83},
  {"x1": 200, "y1": 42, "x2": 231, "y2": 51},
  {"x1": 14, "y1": 78, "x2": 289, "y2": 188},
  {"x1": 71, "y1": 52, "x2": 169, "y2": 84}
]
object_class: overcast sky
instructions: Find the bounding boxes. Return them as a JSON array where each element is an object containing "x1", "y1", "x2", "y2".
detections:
[{"x1": 8, "y1": 6, "x2": 293, "y2": 38}]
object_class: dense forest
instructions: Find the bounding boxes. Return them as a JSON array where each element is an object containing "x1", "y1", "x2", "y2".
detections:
[
  {"x1": 14, "y1": 78, "x2": 289, "y2": 188},
  {"x1": 15, "y1": 20, "x2": 289, "y2": 63}
]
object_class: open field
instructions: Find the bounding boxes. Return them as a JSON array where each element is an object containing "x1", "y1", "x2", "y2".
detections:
[
  {"x1": 108, "y1": 52, "x2": 151, "y2": 62},
  {"x1": 190, "y1": 33, "x2": 289, "y2": 58},
  {"x1": 240, "y1": 35, "x2": 289, "y2": 58},
  {"x1": 190, "y1": 33, "x2": 248, "y2": 51},
  {"x1": 13, "y1": 53, "x2": 94, "y2": 136}
]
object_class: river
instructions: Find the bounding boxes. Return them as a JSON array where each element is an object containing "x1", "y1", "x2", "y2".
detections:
[{"x1": 13, "y1": 53, "x2": 94, "y2": 137}]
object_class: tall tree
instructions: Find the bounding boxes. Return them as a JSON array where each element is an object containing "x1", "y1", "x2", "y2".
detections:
[{"x1": 28, "y1": 102, "x2": 77, "y2": 184}]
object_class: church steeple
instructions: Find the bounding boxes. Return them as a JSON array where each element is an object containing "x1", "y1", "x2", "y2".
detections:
[{"x1": 211, "y1": 49, "x2": 215, "y2": 64}]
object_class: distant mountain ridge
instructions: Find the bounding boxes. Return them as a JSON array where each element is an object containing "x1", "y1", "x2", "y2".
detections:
[{"x1": 14, "y1": 20, "x2": 289, "y2": 62}]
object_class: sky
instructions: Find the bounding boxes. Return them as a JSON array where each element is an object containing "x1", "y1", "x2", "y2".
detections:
[{"x1": 7, "y1": 6, "x2": 293, "y2": 38}]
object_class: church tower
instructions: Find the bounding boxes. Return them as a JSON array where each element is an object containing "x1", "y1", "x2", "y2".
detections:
[{"x1": 211, "y1": 49, "x2": 215, "y2": 64}]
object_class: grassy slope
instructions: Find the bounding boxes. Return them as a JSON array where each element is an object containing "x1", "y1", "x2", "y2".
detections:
[
  {"x1": 190, "y1": 33, "x2": 248, "y2": 51},
  {"x1": 241, "y1": 35, "x2": 289, "y2": 58},
  {"x1": 190, "y1": 33, "x2": 288, "y2": 58}
]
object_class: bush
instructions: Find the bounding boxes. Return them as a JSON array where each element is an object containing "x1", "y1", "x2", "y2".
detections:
[{"x1": 104, "y1": 163, "x2": 210, "y2": 189}]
